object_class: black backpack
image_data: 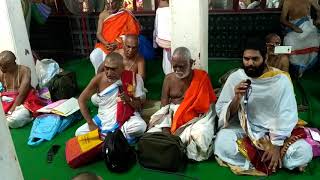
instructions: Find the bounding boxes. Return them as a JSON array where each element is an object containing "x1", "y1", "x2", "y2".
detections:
[
  {"x1": 48, "y1": 71, "x2": 78, "y2": 101},
  {"x1": 102, "y1": 129, "x2": 136, "y2": 173},
  {"x1": 137, "y1": 132, "x2": 187, "y2": 172}
]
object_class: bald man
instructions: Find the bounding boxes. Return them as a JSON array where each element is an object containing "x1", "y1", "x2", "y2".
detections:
[
  {"x1": 147, "y1": 47, "x2": 217, "y2": 161},
  {"x1": 0, "y1": 50, "x2": 32, "y2": 128},
  {"x1": 98, "y1": 35, "x2": 145, "y2": 79},
  {"x1": 76, "y1": 52, "x2": 146, "y2": 143}
]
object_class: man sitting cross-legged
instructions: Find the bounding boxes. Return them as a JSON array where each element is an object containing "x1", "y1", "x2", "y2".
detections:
[
  {"x1": 75, "y1": 52, "x2": 146, "y2": 143},
  {"x1": 147, "y1": 47, "x2": 217, "y2": 161},
  {"x1": 214, "y1": 38, "x2": 313, "y2": 176},
  {"x1": 0, "y1": 50, "x2": 33, "y2": 128}
]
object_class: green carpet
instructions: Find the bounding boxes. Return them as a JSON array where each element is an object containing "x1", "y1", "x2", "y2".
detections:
[{"x1": 10, "y1": 59, "x2": 320, "y2": 180}]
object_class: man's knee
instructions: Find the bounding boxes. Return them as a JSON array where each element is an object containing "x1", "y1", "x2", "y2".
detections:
[
  {"x1": 214, "y1": 129, "x2": 239, "y2": 156},
  {"x1": 283, "y1": 139, "x2": 313, "y2": 170},
  {"x1": 122, "y1": 116, "x2": 147, "y2": 138},
  {"x1": 74, "y1": 124, "x2": 90, "y2": 137},
  {"x1": 7, "y1": 105, "x2": 32, "y2": 128}
]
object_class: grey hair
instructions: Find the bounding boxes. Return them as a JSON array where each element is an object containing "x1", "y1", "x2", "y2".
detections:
[
  {"x1": 172, "y1": 47, "x2": 192, "y2": 61},
  {"x1": 105, "y1": 52, "x2": 123, "y2": 65}
]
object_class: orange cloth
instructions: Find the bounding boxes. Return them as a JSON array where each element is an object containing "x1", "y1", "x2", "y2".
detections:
[
  {"x1": 95, "y1": 10, "x2": 140, "y2": 54},
  {"x1": 171, "y1": 69, "x2": 217, "y2": 133}
]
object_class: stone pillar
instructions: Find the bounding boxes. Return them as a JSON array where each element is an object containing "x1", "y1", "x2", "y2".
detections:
[
  {"x1": 0, "y1": 0, "x2": 37, "y2": 87},
  {"x1": 171, "y1": 0, "x2": 208, "y2": 71}
]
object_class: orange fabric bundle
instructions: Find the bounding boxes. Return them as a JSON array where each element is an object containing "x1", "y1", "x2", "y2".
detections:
[
  {"x1": 65, "y1": 129, "x2": 103, "y2": 168},
  {"x1": 171, "y1": 69, "x2": 217, "y2": 134},
  {"x1": 95, "y1": 10, "x2": 140, "y2": 54}
]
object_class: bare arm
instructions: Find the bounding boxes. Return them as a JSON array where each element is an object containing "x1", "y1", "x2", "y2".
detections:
[
  {"x1": 280, "y1": 0, "x2": 303, "y2": 33},
  {"x1": 137, "y1": 56, "x2": 146, "y2": 80},
  {"x1": 310, "y1": 0, "x2": 320, "y2": 23},
  {"x1": 280, "y1": 55, "x2": 290, "y2": 72},
  {"x1": 10, "y1": 67, "x2": 31, "y2": 112},
  {"x1": 96, "y1": 11, "x2": 110, "y2": 46},
  {"x1": 160, "y1": 76, "x2": 170, "y2": 107},
  {"x1": 78, "y1": 75, "x2": 99, "y2": 125}
]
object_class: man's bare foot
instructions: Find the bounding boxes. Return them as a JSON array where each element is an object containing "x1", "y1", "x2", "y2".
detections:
[{"x1": 298, "y1": 164, "x2": 307, "y2": 172}]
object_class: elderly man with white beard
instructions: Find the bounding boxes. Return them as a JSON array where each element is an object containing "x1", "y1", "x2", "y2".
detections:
[{"x1": 147, "y1": 47, "x2": 217, "y2": 161}]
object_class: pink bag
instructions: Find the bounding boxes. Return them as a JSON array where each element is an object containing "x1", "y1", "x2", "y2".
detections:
[{"x1": 304, "y1": 127, "x2": 320, "y2": 157}]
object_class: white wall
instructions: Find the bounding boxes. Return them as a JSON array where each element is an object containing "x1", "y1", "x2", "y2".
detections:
[
  {"x1": 0, "y1": 0, "x2": 37, "y2": 87},
  {"x1": 0, "y1": 102, "x2": 24, "y2": 180},
  {"x1": 171, "y1": 0, "x2": 208, "y2": 71}
]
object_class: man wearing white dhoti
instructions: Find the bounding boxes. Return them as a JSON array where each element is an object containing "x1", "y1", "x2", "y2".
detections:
[
  {"x1": 281, "y1": 0, "x2": 320, "y2": 77},
  {"x1": 214, "y1": 39, "x2": 313, "y2": 176},
  {"x1": 153, "y1": 0, "x2": 172, "y2": 75},
  {"x1": 147, "y1": 47, "x2": 217, "y2": 161},
  {"x1": 76, "y1": 52, "x2": 146, "y2": 143}
]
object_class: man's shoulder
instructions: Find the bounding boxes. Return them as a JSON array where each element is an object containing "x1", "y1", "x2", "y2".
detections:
[
  {"x1": 136, "y1": 54, "x2": 145, "y2": 62},
  {"x1": 19, "y1": 65, "x2": 31, "y2": 74}
]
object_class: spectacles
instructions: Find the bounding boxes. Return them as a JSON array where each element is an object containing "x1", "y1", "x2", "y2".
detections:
[{"x1": 266, "y1": 42, "x2": 281, "y2": 47}]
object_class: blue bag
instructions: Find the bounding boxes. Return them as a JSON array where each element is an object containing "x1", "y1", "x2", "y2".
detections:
[
  {"x1": 28, "y1": 111, "x2": 81, "y2": 146},
  {"x1": 139, "y1": 35, "x2": 155, "y2": 61}
]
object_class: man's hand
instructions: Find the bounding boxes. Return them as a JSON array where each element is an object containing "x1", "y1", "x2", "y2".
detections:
[
  {"x1": 105, "y1": 42, "x2": 118, "y2": 51},
  {"x1": 8, "y1": 105, "x2": 16, "y2": 115},
  {"x1": 234, "y1": 80, "x2": 249, "y2": 100},
  {"x1": 119, "y1": 92, "x2": 131, "y2": 103},
  {"x1": 293, "y1": 26, "x2": 303, "y2": 33},
  {"x1": 261, "y1": 145, "x2": 282, "y2": 172},
  {"x1": 88, "y1": 122, "x2": 98, "y2": 131}
]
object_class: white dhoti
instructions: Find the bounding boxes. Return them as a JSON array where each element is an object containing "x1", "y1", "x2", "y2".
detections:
[
  {"x1": 148, "y1": 103, "x2": 216, "y2": 161},
  {"x1": 284, "y1": 16, "x2": 320, "y2": 77},
  {"x1": 89, "y1": 48, "x2": 107, "y2": 74},
  {"x1": 214, "y1": 125, "x2": 313, "y2": 170},
  {"x1": 6, "y1": 105, "x2": 32, "y2": 128},
  {"x1": 154, "y1": 7, "x2": 172, "y2": 75}
]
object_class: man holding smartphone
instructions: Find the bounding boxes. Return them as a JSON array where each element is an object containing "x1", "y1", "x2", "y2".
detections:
[{"x1": 265, "y1": 33, "x2": 290, "y2": 72}]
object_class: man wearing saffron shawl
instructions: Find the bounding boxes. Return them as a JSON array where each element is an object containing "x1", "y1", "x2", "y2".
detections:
[
  {"x1": 147, "y1": 47, "x2": 217, "y2": 161},
  {"x1": 90, "y1": 0, "x2": 140, "y2": 74}
]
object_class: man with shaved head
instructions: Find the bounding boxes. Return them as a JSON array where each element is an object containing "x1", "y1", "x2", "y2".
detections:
[
  {"x1": 76, "y1": 52, "x2": 146, "y2": 143},
  {"x1": 147, "y1": 47, "x2": 217, "y2": 161},
  {"x1": 0, "y1": 50, "x2": 33, "y2": 128},
  {"x1": 98, "y1": 35, "x2": 145, "y2": 79}
]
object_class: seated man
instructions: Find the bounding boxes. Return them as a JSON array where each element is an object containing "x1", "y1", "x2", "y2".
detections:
[
  {"x1": 90, "y1": 0, "x2": 140, "y2": 74},
  {"x1": 281, "y1": 0, "x2": 320, "y2": 77},
  {"x1": 0, "y1": 50, "x2": 32, "y2": 128},
  {"x1": 148, "y1": 47, "x2": 217, "y2": 161},
  {"x1": 97, "y1": 35, "x2": 145, "y2": 79},
  {"x1": 214, "y1": 39, "x2": 312, "y2": 176},
  {"x1": 76, "y1": 52, "x2": 146, "y2": 143},
  {"x1": 265, "y1": 33, "x2": 290, "y2": 72}
]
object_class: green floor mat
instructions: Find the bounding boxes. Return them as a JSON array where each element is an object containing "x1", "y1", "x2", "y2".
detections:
[{"x1": 10, "y1": 59, "x2": 320, "y2": 180}]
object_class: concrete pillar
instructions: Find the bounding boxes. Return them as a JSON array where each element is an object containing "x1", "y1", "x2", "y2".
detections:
[
  {"x1": 171, "y1": 0, "x2": 208, "y2": 71},
  {"x1": 0, "y1": 0, "x2": 37, "y2": 87},
  {"x1": 0, "y1": 102, "x2": 24, "y2": 180}
]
